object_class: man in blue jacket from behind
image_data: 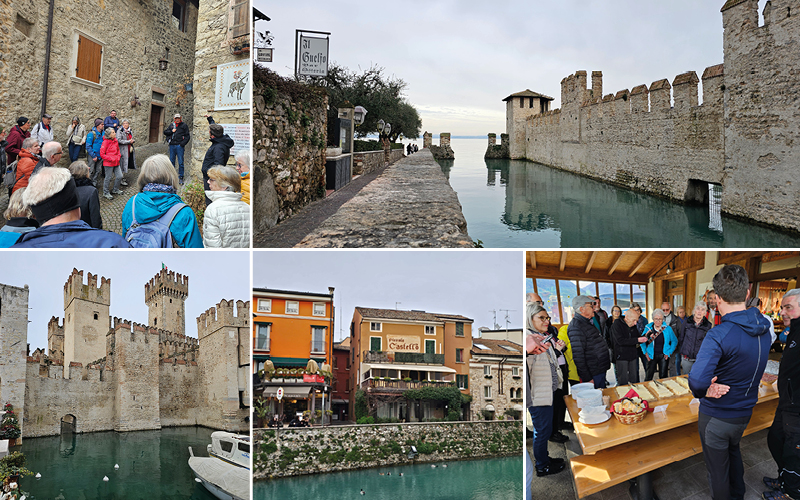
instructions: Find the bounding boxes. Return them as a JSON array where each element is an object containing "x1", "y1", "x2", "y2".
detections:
[{"x1": 689, "y1": 264, "x2": 771, "y2": 500}]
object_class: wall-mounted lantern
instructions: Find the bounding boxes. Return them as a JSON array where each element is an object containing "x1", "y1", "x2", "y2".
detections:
[{"x1": 159, "y1": 58, "x2": 169, "y2": 71}]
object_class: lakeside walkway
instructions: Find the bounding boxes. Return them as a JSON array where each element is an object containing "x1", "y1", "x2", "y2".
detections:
[{"x1": 296, "y1": 149, "x2": 473, "y2": 248}]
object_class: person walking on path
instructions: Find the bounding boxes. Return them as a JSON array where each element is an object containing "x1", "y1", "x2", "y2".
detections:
[
  {"x1": 164, "y1": 113, "x2": 190, "y2": 184},
  {"x1": 31, "y1": 114, "x2": 54, "y2": 147},
  {"x1": 104, "y1": 110, "x2": 120, "y2": 132},
  {"x1": 201, "y1": 115, "x2": 233, "y2": 205},
  {"x1": 688, "y1": 264, "x2": 771, "y2": 500},
  {"x1": 764, "y1": 289, "x2": 800, "y2": 500},
  {"x1": 5, "y1": 117, "x2": 31, "y2": 165},
  {"x1": 86, "y1": 119, "x2": 105, "y2": 184},
  {"x1": 66, "y1": 117, "x2": 86, "y2": 162},
  {"x1": 117, "y1": 119, "x2": 135, "y2": 187},
  {"x1": 99, "y1": 128, "x2": 123, "y2": 199}
]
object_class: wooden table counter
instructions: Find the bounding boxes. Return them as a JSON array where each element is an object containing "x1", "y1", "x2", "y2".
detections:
[{"x1": 565, "y1": 375, "x2": 779, "y2": 455}]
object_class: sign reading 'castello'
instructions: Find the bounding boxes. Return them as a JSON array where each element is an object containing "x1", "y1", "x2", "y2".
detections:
[{"x1": 387, "y1": 335, "x2": 420, "y2": 352}]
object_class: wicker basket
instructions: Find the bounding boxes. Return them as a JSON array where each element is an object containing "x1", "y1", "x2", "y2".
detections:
[{"x1": 613, "y1": 409, "x2": 647, "y2": 425}]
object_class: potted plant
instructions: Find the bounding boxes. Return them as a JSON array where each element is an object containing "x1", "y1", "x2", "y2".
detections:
[{"x1": 0, "y1": 403, "x2": 21, "y2": 446}]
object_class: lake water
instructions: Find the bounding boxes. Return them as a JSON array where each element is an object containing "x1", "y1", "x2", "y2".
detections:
[
  {"x1": 430, "y1": 137, "x2": 800, "y2": 247},
  {"x1": 19, "y1": 427, "x2": 218, "y2": 500},
  {"x1": 253, "y1": 456, "x2": 522, "y2": 500}
]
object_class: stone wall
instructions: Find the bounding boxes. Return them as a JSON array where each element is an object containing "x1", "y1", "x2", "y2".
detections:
[
  {"x1": 469, "y1": 360, "x2": 523, "y2": 421},
  {"x1": 253, "y1": 420, "x2": 522, "y2": 479},
  {"x1": 352, "y1": 149, "x2": 404, "y2": 176},
  {"x1": 484, "y1": 133, "x2": 509, "y2": 159},
  {"x1": 253, "y1": 68, "x2": 328, "y2": 233},
  {"x1": 1, "y1": 0, "x2": 197, "y2": 163},
  {"x1": 0, "y1": 283, "x2": 30, "y2": 436},
  {"x1": 429, "y1": 133, "x2": 454, "y2": 160},
  {"x1": 296, "y1": 149, "x2": 473, "y2": 247},
  {"x1": 189, "y1": 0, "x2": 249, "y2": 181},
  {"x1": 158, "y1": 359, "x2": 203, "y2": 427},
  {"x1": 524, "y1": 68, "x2": 724, "y2": 205}
]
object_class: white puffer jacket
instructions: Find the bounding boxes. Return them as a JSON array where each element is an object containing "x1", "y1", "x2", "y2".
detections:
[{"x1": 203, "y1": 190, "x2": 250, "y2": 248}]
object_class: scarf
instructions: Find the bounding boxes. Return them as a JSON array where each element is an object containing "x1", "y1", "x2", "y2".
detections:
[{"x1": 142, "y1": 183, "x2": 176, "y2": 194}]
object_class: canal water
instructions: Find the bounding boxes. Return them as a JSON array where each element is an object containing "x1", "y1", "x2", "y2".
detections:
[
  {"x1": 254, "y1": 456, "x2": 522, "y2": 500},
  {"x1": 430, "y1": 137, "x2": 800, "y2": 247},
  {"x1": 19, "y1": 427, "x2": 218, "y2": 500}
]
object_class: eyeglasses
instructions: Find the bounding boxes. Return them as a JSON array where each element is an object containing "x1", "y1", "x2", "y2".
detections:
[{"x1": 535, "y1": 316, "x2": 551, "y2": 322}]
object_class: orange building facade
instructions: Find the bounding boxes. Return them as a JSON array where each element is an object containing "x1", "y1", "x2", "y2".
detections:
[
  {"x1": 253, "y1": 288, "x2": 334, "y2": 425},
  {"x1": 349, "y1": 307, "x2": 473, "y2": 421}
]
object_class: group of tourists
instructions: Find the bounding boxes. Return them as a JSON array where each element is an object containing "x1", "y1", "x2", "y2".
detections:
[
  {"x1": 406, "y1": 143, "x2": 419, "y2": 155},
  {"x1": 0, "y1": 112, "x2": 251, "y2": 248},
  {"x1": 527, "y1": 265, "x2": 800, "y2": 500}
]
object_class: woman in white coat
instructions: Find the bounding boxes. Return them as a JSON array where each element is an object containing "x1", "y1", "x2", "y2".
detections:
[{"x1": 203, "y1": 165, "x2": 250, "y2": 248}]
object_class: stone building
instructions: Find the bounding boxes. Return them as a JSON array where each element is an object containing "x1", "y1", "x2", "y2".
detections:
[
  {"x1": 1, "y1": 0, "x2": 249, "y2": 177},
  {"x1": 1, "y1": 268, "x2": 249, "y2": 438},
  {"x1": 492, "y1": 0, "x2": 800, "y2": 233},
  {"x1": 469, "y1": 338, "x2": 523, "y2": 421}
]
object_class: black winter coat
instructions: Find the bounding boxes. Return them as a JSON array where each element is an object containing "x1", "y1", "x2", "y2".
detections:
[
  {"x1": 678, "y1": 316, "x2": 712, "y2": 359},
  {"x1": 74, "y1": 177, "x2": 103, "y2": 229},
  {"x1": 665, "y1": 313, "x2": 681, "y2": 349},
  {"x1": 164, "y1": 121, "x2": 190, "y2": 147},
  {"x1": 568, "y1": 314, "x2": 610, "y2": 382},
  {"x1": 777, "y1": 317, "x2": 800, "y2": 413},
  {"x1": 611, "y1": 318, "x2": 641, "y2": 362}
]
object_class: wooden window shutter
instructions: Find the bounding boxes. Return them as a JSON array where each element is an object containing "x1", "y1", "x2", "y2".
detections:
[
  {"x1": 229, "y1": 0, "x2": 248, "y2": 39},
  {"x1": 76, "y1": 35, "x2": 102, "y2": 83}
]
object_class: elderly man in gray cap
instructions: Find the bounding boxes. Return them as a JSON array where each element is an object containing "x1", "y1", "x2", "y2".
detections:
[{"x1": 568, "y1": 295, "x2": 611, "y2": 388}]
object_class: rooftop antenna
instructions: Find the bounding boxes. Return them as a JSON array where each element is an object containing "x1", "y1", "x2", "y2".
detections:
[
  {"x1": 489, "y1": 309, "x2": 499, "y2": 330},
  {"x1": 499, "y1": 309, "x2": 516, "y2": 330},
  {"x1": 395, "y1": 302, "x2": 402, "y2": 310}
]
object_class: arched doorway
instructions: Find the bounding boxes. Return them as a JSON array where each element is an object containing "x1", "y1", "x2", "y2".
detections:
[{"x1": 60, "y1": 414, "x2": 76, "y2": 434}]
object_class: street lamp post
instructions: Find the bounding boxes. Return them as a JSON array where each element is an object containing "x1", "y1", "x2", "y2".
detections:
[{"x1": 377, "y1": 119, "x2": 392, "y2": 166}]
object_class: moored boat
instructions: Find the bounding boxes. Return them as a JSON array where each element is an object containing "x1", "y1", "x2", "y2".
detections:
[{"x1": 188, "y1": 431, "x2": 250, "y2": 500}]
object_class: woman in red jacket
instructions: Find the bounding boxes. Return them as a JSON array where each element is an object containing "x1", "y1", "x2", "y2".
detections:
[{"x1": 99, "y1": 128, "x2": 123, "y2": 199}]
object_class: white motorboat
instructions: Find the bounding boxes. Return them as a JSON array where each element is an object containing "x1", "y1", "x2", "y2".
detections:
[{"x1": 188, "y1": 431, "x2": 250, "y2": 500}]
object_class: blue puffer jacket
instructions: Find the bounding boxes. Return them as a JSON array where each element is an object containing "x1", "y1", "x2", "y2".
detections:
[
  {"x1": 640, "y1": 323, "x2": 678, "y2": 358},
  {"x1": 121, "y1": 191, "x2": 204, "y2": 248},
  {"x1": 688, "y1": 307, "x2": 771, "y2": 418},
  {"x1": 86, "y1": 127, "x2": 104, "y2": 159},
  {"x1": 12, "y1": 221, "x2": 131, "y2": 248}
]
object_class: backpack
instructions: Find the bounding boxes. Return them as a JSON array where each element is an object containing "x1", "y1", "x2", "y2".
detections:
[
  {"x1": 124, "y1": 194, "x2": 187, "y2": 248},
  {"x1": 2, "y1": 159, "x2": 20, "y2": 189}
]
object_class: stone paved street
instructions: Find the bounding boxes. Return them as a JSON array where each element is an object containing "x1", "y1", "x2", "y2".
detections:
[{"x1": 0, "y1": 143, "x2": 194, "y2": 236}]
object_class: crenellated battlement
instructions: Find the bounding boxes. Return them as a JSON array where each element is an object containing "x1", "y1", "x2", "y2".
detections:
[
  {"x1": 63, "y1": 268, "x2": 111, "y2": 307},
  {"x1": 197, "y1": 299, "x2": 250, "y2": 338},
  {"x1": 145, "y1": 269, "x2": 189, "y2": 303}
]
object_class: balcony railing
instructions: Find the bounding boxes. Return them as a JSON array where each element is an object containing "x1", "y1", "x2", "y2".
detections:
[
  {"x1": 362, "y1": 378, "x2": 455, "y2": 392},
  {"x1": 363, "y1": 351, "x2": 393, "y2": 363},
  {"x1": 394, "y1": 352, "x2": 444, "y2": 365}
]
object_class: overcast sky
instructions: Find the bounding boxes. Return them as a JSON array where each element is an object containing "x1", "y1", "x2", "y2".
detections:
[
  {"x1": 1, "y1": 251, "x2": 249, "y2": 351},
  {"x1": 253, "y1": 251, "x2": 522, "y2": 342},
  {"x1": 256, "y1": 1, "x2": 769, "y2": 136}
]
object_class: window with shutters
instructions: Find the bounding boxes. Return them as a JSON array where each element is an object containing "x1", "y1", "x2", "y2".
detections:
[
  {"x1": 228, "y1": 0, "x2": 248, "y2": 39},
  {"x1": 73, "y1": 32, "x2": 104, "y2": 86}
]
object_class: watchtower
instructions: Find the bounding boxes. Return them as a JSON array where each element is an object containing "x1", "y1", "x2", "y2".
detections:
[
  {"x1": 0, "y1": 282, "x2": 30, "y2": 437},
  {"x1": 145, "y1": 269, "x2": 189, "y2": 336},
  {"x1": 503, "y1": 89, "x2": 554, "y2": 159},
  {"x1": 62, "y1": 269, "x2": 111, "y2": 371}
]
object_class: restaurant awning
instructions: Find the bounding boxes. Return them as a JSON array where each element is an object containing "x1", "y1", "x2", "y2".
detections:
[
  {"x1": 262, "y1": 386, "x2": 312, "y2": 399},
  {"x1": 362, "y1": 363, "x2": 457, "y2": 374}
]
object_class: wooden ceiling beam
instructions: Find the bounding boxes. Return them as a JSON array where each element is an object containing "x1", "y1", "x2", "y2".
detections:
[
  {"x1": 648, "y1": 251, "x2": 682, "y2": 278},
  {"x1": 629, "y1": 251, "x2": 655, "y2": 278},
  {"x1": 529, "y1": 251, "x2": 537, "y2": 270},
  {"x1": 559, "y1": 252, "x2": 567, "y2": 272},
  {"x1": 608, "y1": 252, "x2": 627, "y2": 276},
  {"x1": 525, "y1": 266, "x2": 650, "y2": 285},
  {"x1": 585, "y1": 251, "x2": 598, "y2": 274}
]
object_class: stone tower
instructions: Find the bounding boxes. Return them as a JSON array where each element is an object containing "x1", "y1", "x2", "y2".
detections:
[
  {"x1": 196, "y1": 299, "x2": 250, "y2": 432},
  {"x1": 0, "y1": 282, "x2": 29, "y2": 436},
  {"x1": 145, "y1": 269, "x2": 189, "y2": 336},
  {"x1": 63, "y1": 269, "x2": 111, "y2": 372},
  {"x1": 47, "y1": 316, "x2": 64, "y2": 364},
  {"x1": 504, "y1": 89, "x2": 553, "y2": 159},
  {"x1": 111, "y1": 320, "x2": 161, "y2": 432}
]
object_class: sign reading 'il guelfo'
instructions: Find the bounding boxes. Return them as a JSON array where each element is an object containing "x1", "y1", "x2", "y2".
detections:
[
  {"x1": 387, "y1": 336, "x2": 420, "y2": 353},
  {"x1": 297, "y1": 34, "x2": 329, "y2": 77}
]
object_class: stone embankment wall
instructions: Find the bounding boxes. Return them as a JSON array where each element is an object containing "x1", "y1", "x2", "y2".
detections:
[
  {"x1": 353, "y1": 149, "x2": 404, "y2": 175},
  {"x1": 253, "y1": 420, "x2": 522, "y2": 479},
  {"x1": 296, "y1": 149, "x2": 473, "y2": 247},
  {"x1": 497, "y1": 0, "x2": 800, "y2": 232},
  {"x1": 253, "y1": 68, "x2": 328, "y2": 233},
  {"x1": 525, "y1": 67, "x2": 724, "y2": 204},
  {"x1": 484, "y1": 133, "x2": 509, "y2": 159},
  {"x1": 429, "y1": 133, "x2": 455, "y2": 160}
]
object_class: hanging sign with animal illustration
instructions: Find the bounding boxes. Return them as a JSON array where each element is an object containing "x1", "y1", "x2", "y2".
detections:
[{"x1": 215, "y1": 60, "x2": 250, "y2": 110}]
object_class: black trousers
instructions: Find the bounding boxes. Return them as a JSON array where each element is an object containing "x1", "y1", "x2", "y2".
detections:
[
  {"x1": 645, "y1": 356, "x2": 668, "y2": 381},
  {"x1": 767, "y1": 409, "x2": 800, "y2": 497},
  {"x1": 698, "y1": 411, "x2": 751, "y2": 500}
]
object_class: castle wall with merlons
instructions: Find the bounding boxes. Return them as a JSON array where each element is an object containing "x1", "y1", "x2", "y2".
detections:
[
  {"x1": 158, "y1": 359, "x2": 203, "y2": 427},
  {"x1": 0, "y1": 284, "x2": 30, "y2": 436}
]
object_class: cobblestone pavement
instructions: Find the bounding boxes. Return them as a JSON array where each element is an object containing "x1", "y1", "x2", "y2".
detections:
[
  {"x1": 253, "y1": 159, "x2": 390, "y2": 248},
  {"x1": 0, "y1": 143, "x2": 194, "y2": 236}
]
